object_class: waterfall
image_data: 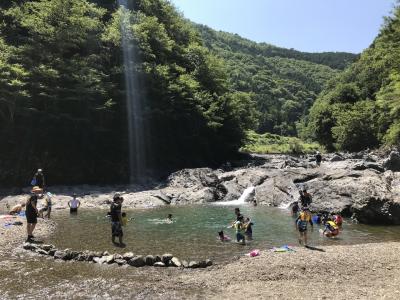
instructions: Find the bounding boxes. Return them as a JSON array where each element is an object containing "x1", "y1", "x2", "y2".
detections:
[
  {"x1": 118, "y1": 0, "x2": 146, "y2": 183},
  {"x1": 213, "y1": 186, "x2": 255, "y2": 206}
]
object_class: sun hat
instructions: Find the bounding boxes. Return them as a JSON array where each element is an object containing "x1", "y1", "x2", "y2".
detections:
[{"x1": 31, "y1": 186, "x2": 43, "y2": 193}]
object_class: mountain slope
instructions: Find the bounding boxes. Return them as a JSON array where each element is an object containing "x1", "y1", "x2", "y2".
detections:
[
  {"x1": 306, "y1": 5, "x2": 400, "y2": 151},
  {"x1": 195, "y1": 24, "x2": 358, "y2": 136}
]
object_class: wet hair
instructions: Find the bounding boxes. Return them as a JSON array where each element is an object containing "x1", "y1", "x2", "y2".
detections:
[
  {"x1": 234, "y1": 207, "x2": 240, "y2": 212},
  {"x1": 238, "y1": 215, "x2": 244, "y2": 221},
  {"x1": 122, "y1": 212, "x2": 126, "y2": 217},
  {"x1": 167, "y1": 214, "x2": 172, "y2": 218},
  {"x1": 218, "y1": 231, "x2": 224, "y2": 237}
]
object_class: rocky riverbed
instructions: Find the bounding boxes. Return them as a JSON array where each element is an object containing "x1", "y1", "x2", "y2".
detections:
[{"x1": 2, "y1": 151, "x2": 400, "y2": 224}]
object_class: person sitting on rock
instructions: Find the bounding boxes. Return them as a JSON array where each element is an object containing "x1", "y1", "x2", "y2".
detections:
[
  {"x1": 9, "y1": 203, "x2": 26, "y2": 215},
  {"x1": 295, "y1": 207, "x2": 313, "y2": 246}
]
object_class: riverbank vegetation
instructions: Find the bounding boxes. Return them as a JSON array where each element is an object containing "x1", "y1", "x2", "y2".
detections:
[{"x1": 241, "y1": 131, "x2": 321, "y2": 154}]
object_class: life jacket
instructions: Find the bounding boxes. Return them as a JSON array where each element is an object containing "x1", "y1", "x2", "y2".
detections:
[
  {"x1": 297, "y1": 212, "x2": 311, "y2": 230},
  {"x1": 326, "y1": 220, "x2": 339, "y2": 231}
]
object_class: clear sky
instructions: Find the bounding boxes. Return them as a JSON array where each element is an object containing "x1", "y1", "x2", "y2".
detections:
[{"x1": 170, "y1": 0, "x2": 395, "y2": 53}]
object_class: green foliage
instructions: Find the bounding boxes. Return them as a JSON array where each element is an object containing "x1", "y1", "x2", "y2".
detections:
[
  {"x1": 241, "y1": 131, "x2": 322, "y2": 154},
  {"x1": 307, "y1": 5, "x2": 400, "y2": 150},
  {"x1": 0, "y1": 0, "x2": 258, "y2": 185},
  {"x1": 195, "y1": 24, "x2": 357, "y2": 136}
]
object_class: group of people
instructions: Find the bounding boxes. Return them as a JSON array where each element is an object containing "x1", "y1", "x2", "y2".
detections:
[
  {"x1": 291, "y1": 188, "x2": 343, "y2": 246},
  {"x1": 218, "y1": 208, "x2": 254, "y2": 244}
]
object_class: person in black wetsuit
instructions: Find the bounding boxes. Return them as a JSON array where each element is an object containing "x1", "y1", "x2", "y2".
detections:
[
  {"x1": 110, "y1": 194, "x2": 125, "y2": 247},
  {"x1": 26, "y1": 186, "x2": 42, "y2": 242},
  {"x1": 315, "y1": 151, "x2": 322, "y2": 167}
]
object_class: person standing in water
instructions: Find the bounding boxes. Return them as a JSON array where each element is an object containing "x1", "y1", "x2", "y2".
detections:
[
  {"x1": 110, "y1": 194, "x2": 125, "y2": 247},
  {"x1": 68, "y1": 193, "x2": 80, "y2": 214},
  {"x1": 295, "y1": 207, "x2": 313, "y2": 246},
  {"x1": 25, "y1": 186, "x2": 42, "y2": 242}
]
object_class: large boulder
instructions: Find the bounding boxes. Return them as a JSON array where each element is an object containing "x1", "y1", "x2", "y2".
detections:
[{"x1": 383, "y1": 151, "x2": 400, "y2": 172}]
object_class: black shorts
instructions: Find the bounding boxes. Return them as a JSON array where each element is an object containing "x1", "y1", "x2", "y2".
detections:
[
  {"x1": 298, "y1": 227, "x2": 307, "y2": 233},
  {"x1": 70, "y1": 208, "x2": 78, "y2": 214},
  {"x1": 26, "y1": 213, "x2": 37, "y2": 224},
  {"x1": 112, "y1": 222, "x2": 123, "y2": 237}
]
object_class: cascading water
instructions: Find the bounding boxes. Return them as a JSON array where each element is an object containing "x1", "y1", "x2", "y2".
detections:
[
  {"x1": 118, "y1": 0, "x2": 146, "y2": 183},
  {"x1": 213, "y1": 186, "x2": 255, "y2": 206}
]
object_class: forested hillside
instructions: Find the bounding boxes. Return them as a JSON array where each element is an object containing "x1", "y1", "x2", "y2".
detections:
[
  {"x1": 0, "y1": 0, "x2": 258, "y2": 185},
  {"x1": 195, "y1": 25, "x2": 358, "y2": 135},
  {"x1": 306, "y1": 5, "x2": 400, "y2": 151}
]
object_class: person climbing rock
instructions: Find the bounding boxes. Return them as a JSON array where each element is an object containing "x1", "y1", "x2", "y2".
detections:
[
  {"x1": 295, "y1": 207, "x2": 313, "y2": 246},
  {"x1": 110, "y1": 194, "x2": 125, "y2": 247},
  {"x1": 25, "y1": 186, "x2": 42, "y2": 242},
  {"x1": 315, "y1": 151, "x2": 322, "y2": 167}
]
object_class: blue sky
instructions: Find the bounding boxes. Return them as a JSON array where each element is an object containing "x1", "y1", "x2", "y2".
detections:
[{"x1": 170, "y1": 0, "x2": 395, "y2": 53}]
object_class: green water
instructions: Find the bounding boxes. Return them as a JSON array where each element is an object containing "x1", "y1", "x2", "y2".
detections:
[{"x1": 47, "y1": 205, "x2": 400, "y2": 261}]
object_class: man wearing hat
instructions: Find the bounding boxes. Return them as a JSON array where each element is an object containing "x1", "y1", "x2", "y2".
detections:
[
  {"x1": 26, "y1": 186, "x2": 42, "y2": 242},
  {"x1": 110, "y1": 193, "x2": 125, "y2": 247}
]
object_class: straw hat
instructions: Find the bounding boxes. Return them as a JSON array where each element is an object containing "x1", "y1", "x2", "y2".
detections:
[{"x1": 31, "y1": 186, "x2": 43, "y2": 193}]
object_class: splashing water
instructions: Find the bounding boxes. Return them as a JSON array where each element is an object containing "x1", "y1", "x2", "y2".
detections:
[{"x1": 118, "y1": 0, "x2": 146, "y2": 183}]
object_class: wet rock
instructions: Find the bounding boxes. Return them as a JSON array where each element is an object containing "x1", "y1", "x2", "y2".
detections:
[
  {"x1": 40, "y1": 244, "x2": 54, "y2": 252},
  {"x1": 145, "y1": 255, "x2": 156, "y2": 266},
  {"x1": 162, "y1": 253, "x2": 173, "y2": 264},
  {"x1": 182, "y1": 260, "x2": 189, "y2": 268},
  {"x1": 198, "y1": 260, "x2": 208, "y2": 268},
  {"x1": 54, "y1": 250, "x2": 67, "y2": 260},
  {"x1": 129, "y1": 256, "x2": 145, "y2": 267},
  {"x1": 114, "y1": 254, "x2": 123, "y2": 260},
  {"x1": 206, "y1": 259, "x2": 213, "y2": 267},
  {"x1": 330, "y1": 155, "x2": 344, "y2": 162},
  {"x1": 383, "y1": 151, "x2": 400, "y2": 172},
  {"x1": 37, "y1": 249, "x2": 49, "y2": 255},
  {"x1": 170, "y1": 257, "x2": 182, "y2": 267},
  {"x1": 114, "y1": 259, "x2": 127, "y2": 266},
  {"x1": 66, "y1": 250, "x2": 80, "y2": 260},
  {"x1": 122, "y1": 252, "x2": 134, "y2": 261},
  {"x1": 48, "y1": 249, "x2": 57, "y2": 256},
  {"x1": 23, "y1": 242, "x2": 37, "y2": 251},
  {"x1": 153, "y1": 262, "x2": 166, "y2": 267},
  {"x1": 188, "y1": 261, "x2": 199, "y2": 268}
]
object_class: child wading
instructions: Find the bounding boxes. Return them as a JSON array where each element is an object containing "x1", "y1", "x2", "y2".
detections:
[
  {"x1": 295, "y1": 207, "x2": 313, "y2": 246},
  {"x1": 234, "y1": 216, "x2": 246, "y2": 244},
  {"x1": 110, "y1": 194, "x2": 125, "y2": 247}
]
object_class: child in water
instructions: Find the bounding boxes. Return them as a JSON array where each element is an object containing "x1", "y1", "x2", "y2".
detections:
[
  {"x1": 323, "y1": 218, "x2": 340, "y2": 237},
  {"x1": 244, "y1": 217, "x2": 254, "y2": 240},
  {"x1": 218, "y1": 230, "x2": 231, "y2": 241},
  {"x1": 233, "y1": 216, "x2": 246, "y2": 244}
]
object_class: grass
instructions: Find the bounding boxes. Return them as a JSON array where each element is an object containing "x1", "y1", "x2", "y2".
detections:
[{"x1": 241, "y1": 131, "x2": 323, "y2": 154}]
